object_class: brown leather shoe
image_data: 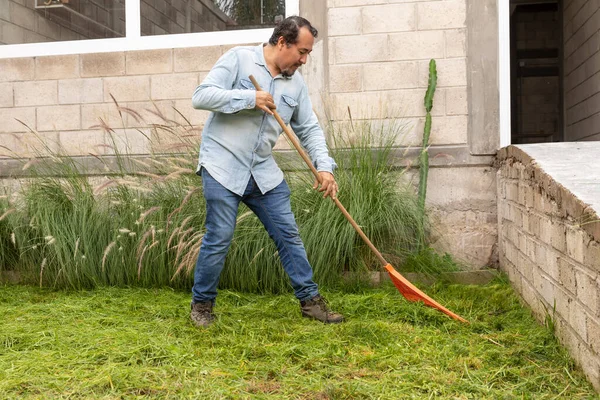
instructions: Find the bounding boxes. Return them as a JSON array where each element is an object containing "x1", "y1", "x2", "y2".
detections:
[
  {"x1": 300, "y1": 295, "x2": 344, "y2": 324},
  {"x1": 191, "y1": 301, "x2": 215, "y2": 327}
]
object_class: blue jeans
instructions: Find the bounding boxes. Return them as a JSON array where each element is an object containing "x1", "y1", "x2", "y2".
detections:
[{"x1": 192, "y1": 169, "x2": 319, "y2": 303}]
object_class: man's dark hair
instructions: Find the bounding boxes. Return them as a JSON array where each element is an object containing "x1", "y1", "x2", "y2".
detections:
[{"x1": 268, "y1": 16, "x2": 318, "y2": 46}]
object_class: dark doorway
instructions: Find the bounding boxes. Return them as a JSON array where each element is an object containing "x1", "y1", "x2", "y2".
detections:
[{"x1": 510, "y1": 0, "x2": 563, "y2": 144}]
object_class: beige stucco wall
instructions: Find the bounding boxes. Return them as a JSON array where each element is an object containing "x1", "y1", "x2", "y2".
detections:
[
  {"x1": 0, "y1": 0, "x2": 499, "y2": 269},
  {"x1": 564, "y1": 0, "x2": 600, "y2": 141}
]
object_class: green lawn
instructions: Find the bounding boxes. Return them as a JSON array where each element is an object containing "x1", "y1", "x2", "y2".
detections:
[{"x1": 0, "y1": 279, "x2": 597, "y2": 399}]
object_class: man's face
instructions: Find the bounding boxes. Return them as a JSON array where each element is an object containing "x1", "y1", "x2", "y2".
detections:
[{"x1": 276, "y1": 26, "x2": 314, "y2": 77}]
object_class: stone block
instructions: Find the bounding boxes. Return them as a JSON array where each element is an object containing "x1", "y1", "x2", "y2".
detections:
[
  {"x1": 58, "y1": 130, "x2": 106, "y2": 156},
  {"x1": 174, "y1": 99, "x2": 210, "y2": 127},
  {"x1": 126, "y1": 49, "x2": 173, "y2": 75},
  {"x1": 389, "y1": 30, "x2": 444, "y2": 61},
  {"x1": 445, "y1": 87, "x2": 468, "y2": 115},
  {"x1": 35, "y1": 55, "x2": 79, "y2": 80},
  {"x1": 14, "y1": 81, "x2": 57, "y2": 107},
  {"x1": 363, "y1": 61, "x2": 418, "y2": 91},
  {"x1": 559, "y1": 257, "x2": 578, "y2": 294},
  {"x1": 0, "y1": 82, "x2": 13, "y2": 107},
  {"x1": 362, "y1": 4, "x2": 415, "y2": 34},
  {"x1": 584, "y1": 241, "x2": 600, "y2": 273},
  {"x1": 121, "y1": 100, "x2": 175, "y2": 128},
  {"x1": 445, "y1": 28, "x2": 466, "y2": 57},
  {"x1": 81, "y1": 103, "x2": 123, "y2": 130},
  {"x1": 0, "y1": 107, "x2": 36, "y2": 133},
  {"x1": 331, "y1": 0, "x2": 383, "y2": 6},
  {"x1": 329, "y1": 64, "x2": 363, "y2": 93},
  {"x1": 2, "y1": 22, "x2": 26, "y2": 45},
  {"x1": 37, "y1": 105, "x2": 81, "y2": 131},
  {"x1": 81, "y1": 53, "x2": 125, "y2": 78},
  {"x1": 333, "y1": 34, "x2": 388, "y2": 64},
  {"x1": 4, "y1": 131, "x2": 59, "y2": 157},
  {"x1": 417, "y1": 1, "x2": 466, "y2": 30},
  {"x1": 576, "y1": 270, "x2": 599, "y2": 315},
  {"x1": 174, "y1": 46, "x2": 222, "y2": 72},
  {"x1": 569, "y1": 300, "x2": 589, "y2": 341},
  {"x1": 0, "y1": 0, "x2": 9, "y2": 20},
  {"x1": 539, "y1": 214, "x2": 552, "y2": 243},
  {"x1": 578, "y1": 346, "x2": 600, "y2": 392},
  {"x1": 36, "y1": 15, "x2": 61, "y2": 41},
  {"x1": 328, "y1": 7, "x2": 362, "y2": 36},
  {"x1": 418, "y1": 58, "x2": 467, "y2": 87},
  {"x1": 105, "y1": 128, "x2": 150, "y2": 155},
  {"x1": 10, "y1": 2, "x2": 36, "y2": 31},
  {"x1": 104, "y1": 76, "x2": 150, "y2": 102},
  {"x1": 0, "y1": 58, "x2": 34, "y2": 82},
  {"x1": 58, "y1": 78, "x2": 103, "y2": 104},
  {"x1": 550, "y1": 222, "x2": 567, "y2": 253},
  {"x1": 151, "y1": 73, "x2": 198, "y2": 100},
  {"x1": 506, "y1": 181, "x2": 518, "y2": 202},
  {"x1": 534, "y1": 270, "x2": 555, "y2": 307},
  {"x1": 588, "y1": 316, "x2": 600, "y2": 354},
  {"x1": 328, "y1": 91, "x2": 388, "y2": 120},
  {"x1": 425, "y1": 115, "x2": 468, "y2": 145},
  {"x1": 566, "y1": 226, "x2": 586, "y2": 264}
]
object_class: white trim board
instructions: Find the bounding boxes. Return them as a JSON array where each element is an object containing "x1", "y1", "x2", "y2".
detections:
[{"x1": 498, "y1": 0, "x2": 512, "y2": 148}]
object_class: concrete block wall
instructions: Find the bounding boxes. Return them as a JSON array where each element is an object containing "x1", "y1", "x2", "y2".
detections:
[
  {"x1": 563, "y1": 0, "x2": 600, "y2": 141},
  {"x1": 0, "y1": 0, "x2": 498, "y2": 269},
  {"x1": 324, "y1": 0, "x2": 496, "y2": 268},
  {"x1": 0, "y1": 47, "x2": 226, "y2": 158},
  {"x1": 497, "y1": 145, "x2": 600, "y2": 391}
]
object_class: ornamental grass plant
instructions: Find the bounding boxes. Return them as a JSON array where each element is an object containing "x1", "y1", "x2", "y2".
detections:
[{"x1": 0, "y1": 103, "x2": 427, "y2": 292}]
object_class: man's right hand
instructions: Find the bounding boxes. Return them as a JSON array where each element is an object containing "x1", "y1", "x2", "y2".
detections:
[{"x1": 255, "y1": 91, "x2": 276, "y2": 115}]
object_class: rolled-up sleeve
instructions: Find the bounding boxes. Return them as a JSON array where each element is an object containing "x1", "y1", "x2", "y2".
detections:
[
  {"x1": 192, "y1": 50, "x2": 256, "y2": 114},
  {"x1": 291, "y1": 85, "x2": 337, "y2": 173}
]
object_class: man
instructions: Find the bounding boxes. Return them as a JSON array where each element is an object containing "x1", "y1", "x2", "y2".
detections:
[{"x1": 190, "y1": 16, "x2": 343, "y2": 327}]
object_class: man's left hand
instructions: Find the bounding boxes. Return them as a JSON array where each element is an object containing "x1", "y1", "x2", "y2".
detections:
[{"x1": 313, "y1": 172, "x2": 338, "y2": 199}]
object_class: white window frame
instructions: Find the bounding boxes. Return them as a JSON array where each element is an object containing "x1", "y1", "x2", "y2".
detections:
[
  {"x1": 0, "y1": 0, "x2": 299, "y2": 59},
  {"x1": 498, "y1": 0, "x2": 511, "y2": 148}
]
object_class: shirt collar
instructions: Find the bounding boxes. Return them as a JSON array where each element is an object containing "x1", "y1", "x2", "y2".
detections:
[{"x1": 254, "y1": 43, "x2": 293, "y2": 80}]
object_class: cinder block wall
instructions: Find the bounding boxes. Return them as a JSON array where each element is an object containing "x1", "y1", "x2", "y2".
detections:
[
  {"x1": 497, "y1": 145, "x2": 600, "y2": 391},
  {"x1": 324, "y1": 0, "x2": 497, "y2": 267},
  {"x1": 564, "y1": 0, "x2": 600, "y2": 141},
  {"x1": 0, "y1": 0, "x2": 499, "y2": 269},
  {"x1": 0, "y1": 47, "x2": 226, "y2": 158}
]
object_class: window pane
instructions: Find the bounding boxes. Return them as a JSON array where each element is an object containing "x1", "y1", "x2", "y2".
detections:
[
  {"x1": 0, "y1": 0, "x2": 125, "y2": 45},
  {"x1": 141, "y1": 0, "x2": 285, "y2": 36}
]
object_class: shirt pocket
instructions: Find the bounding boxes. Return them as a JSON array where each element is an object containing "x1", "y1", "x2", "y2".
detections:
[
  {"x1": 278, "y1": 94, "x2": 298, "y2": 125},
  {"x1": 237, "y1": 78, "x2": 254, "y2": 90}
]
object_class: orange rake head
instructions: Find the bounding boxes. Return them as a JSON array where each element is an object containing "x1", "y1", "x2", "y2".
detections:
[{"x1": 384, "y1": 264, "x2": 468, "y2": 323}]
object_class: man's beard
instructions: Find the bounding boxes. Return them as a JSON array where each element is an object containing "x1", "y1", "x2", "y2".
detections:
[{"x1": 281, "y1": 65, "x2": 299, "y2": 77}]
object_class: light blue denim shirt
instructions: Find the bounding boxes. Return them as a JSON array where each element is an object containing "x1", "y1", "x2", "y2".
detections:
[{"x1": 192, "y1": 43, "x2": 336, "y2": 196}]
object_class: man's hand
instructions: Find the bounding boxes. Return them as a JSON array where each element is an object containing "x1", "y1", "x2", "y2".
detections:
[
  {"x1": 255, "y1": 91, "x2": 276, "y2": 115},
  {"x1": 313, "y1": 171, "x2": 338, "y2": 199}
]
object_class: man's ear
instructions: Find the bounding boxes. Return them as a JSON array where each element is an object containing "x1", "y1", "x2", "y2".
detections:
[{"x1": 277, "y1": 36, "x2": 287, "y2": 49}]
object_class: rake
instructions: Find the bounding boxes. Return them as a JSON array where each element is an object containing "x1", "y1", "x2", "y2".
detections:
[{"x1": 249, "y1": 75, "x2": 467, "y2": 323}]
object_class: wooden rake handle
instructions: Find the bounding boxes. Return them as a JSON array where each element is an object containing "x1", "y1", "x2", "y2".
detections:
[{"x1": 248, "y1": 75, "x2": 387, "y2": 267}]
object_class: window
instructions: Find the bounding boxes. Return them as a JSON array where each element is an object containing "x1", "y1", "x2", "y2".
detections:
[
  {"x1": 141, "y1": 0, "x2": 285, "y2": 36},
  {"x1": 1, "y1": 0, "x2": 126, "y2": 45},
  {"x1": 0, "y1": 0, "x2": 297, "y2": 59}
]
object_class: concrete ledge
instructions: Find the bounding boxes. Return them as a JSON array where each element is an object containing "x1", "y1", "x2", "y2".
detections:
[
  {"x1": 498, "y1": 143, "x2": 600, "y2": 242},
  {"x1": 0, "y1": 144, "x2": 495, "y2": 178}
]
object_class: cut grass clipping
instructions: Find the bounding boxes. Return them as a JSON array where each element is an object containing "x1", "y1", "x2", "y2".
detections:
[{"x1": 0, "y1": 279, "x2": 596, "y2": 399}]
